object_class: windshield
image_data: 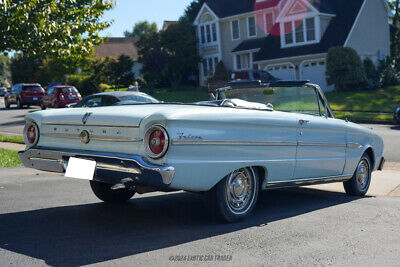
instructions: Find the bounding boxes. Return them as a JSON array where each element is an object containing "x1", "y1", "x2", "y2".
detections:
[
  {"x1": 118, "y1": 94, "x2": 159, "y2": 104},
  {"x1": 60, "y1": 87, "x2": 78, "y2": 93},
  {"x1": 221, "y1": 85, "x2": 325, "y2": 116}
]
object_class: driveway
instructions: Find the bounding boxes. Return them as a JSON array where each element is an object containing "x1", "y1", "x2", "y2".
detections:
[{"x1": 0, "y1": 167, "x2": 399, "y2": 266}]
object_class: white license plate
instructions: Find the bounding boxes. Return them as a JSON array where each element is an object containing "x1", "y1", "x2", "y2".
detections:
[
  {"x1": 69, "y1": 96, "x2": 75, "y2": 99},
  {"x1": 33, "y1": 97, "x2": 38, "y2": 100},
  {"x1": 65, "y1": 157, "x2": 96, "y2": 180}
]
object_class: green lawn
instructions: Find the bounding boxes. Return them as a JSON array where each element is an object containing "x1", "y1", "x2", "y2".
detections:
[
  {"x1": 334, "y1": 112, "x2": 393, "y2": 121},
  {"x1": 0, "y1": 148, "x2": 22, "y2": 168},
  {"x1": 325, "y1": 86, "x2": 400, "y2": 113},
  {"x1": 0, "y1": 134, "x2": 24, "y2": 144}
]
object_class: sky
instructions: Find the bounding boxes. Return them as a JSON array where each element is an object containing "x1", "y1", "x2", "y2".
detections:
[{"x1": 101, "y1": 0, "x2": 194, "y2": 37}]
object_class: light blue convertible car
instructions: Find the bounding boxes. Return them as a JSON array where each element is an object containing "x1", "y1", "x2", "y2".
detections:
[{"x1": 19, "y1": 81, "x2": 384, "y2": 222}]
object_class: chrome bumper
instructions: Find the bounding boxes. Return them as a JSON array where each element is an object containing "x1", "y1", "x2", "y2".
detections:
[{"x1": 18, "y1": 148, "x2": 175, "y2": 187}]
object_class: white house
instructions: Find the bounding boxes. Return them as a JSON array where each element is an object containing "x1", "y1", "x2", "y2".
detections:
[{"x1": 193, "y1": 0, "x2": 391, "y2": 91}]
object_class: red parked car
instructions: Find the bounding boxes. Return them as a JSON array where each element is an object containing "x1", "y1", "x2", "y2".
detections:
[
  {"x1": 5, "y1": 83, "x2": 45, "y2": 109},
  {"x1": 41, "y1": 85, "x2": 82, "y2": 109}
]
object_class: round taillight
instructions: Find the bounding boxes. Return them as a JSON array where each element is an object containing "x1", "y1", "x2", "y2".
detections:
[
  {"x1": 23, "y1": 122, "x2": 39, "y2": 147},
  {"x1": 144, "y1": 125, "x2": 169, "y2": 159}
]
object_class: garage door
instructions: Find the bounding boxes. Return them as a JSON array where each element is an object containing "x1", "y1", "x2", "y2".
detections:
[
  {"x1": 300, "y1": 60, "x2": 334, "y2": 92},
  {"x1": 265, "y1": 63, "x2": 296, "y2": 81}
]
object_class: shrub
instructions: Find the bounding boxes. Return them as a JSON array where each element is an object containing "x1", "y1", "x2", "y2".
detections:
[
  {"x1": 98, "y1": 83, "x2": 111, "y2": 91},
  {"x1": 326, "y1": 47, "x2": 367, "y2": 91},
  {"x1": 209, "y1": 61, "x2": 229, "y2": 81},
  {"x1": 363, "y1": 58, "x2": 379, "y2": 89},
  {"x1": 379, "y1": 58, "x2": 400, "y2": 87},
  {"x1": 66, "y1": 74, "x2": 99, "y2": 96}
]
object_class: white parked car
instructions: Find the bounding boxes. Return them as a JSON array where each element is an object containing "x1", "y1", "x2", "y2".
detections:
[{"x1": 19, "y1": 81, "x2": 385, "y2": 222}]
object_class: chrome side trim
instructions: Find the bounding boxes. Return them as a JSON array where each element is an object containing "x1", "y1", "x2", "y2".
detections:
[
  {"x1": 42, "y1": 133, "x2": 143, "y2": 142},
  {"x1": 172, "y1": 140, "x2": 357, "y2": 148},
  {"x1": 41, "y1": 123, "x2": 139, "y2": 128},
  {"x1": 171, "y1": 140, "x2": 298, "y2": 146},
  {"x1": 266, "y1": 174, "x2": 352, "y2": 189},
  {"x1": 298, "y1": 142, "x2": 347, "y2": 147}
]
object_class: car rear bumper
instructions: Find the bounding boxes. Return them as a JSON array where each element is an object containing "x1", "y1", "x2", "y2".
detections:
[
  {"x1": 22, "y1": 97, "x2": 42, "y2": 105},
  {"x1": 18, "y1": 148, "x2": 175, "y2": 188}
]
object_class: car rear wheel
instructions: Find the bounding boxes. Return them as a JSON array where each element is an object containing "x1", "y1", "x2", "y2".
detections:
[
  {"x1": 90, "y1": 180, "x2": 135, "y2": 203},
  {"x1": 208, "y1": 167, "x2": 259, "y2": 223},
  {"x1": 17, "y1": 98, "x2": 23, "y2": 109},
  {"x1": 40, "y1": 102, "x2": 46, "y2": 110},
  {"x1": 343, "y1": 153, "x2": 372, "y2": 196}
]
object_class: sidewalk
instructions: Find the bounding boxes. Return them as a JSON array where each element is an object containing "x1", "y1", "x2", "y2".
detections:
[
  {"x1": 0, "y1": 142, "x2": 25, "y2": 151},
  {"x1": 307, "y1": 169, "x2": 400, "y2": 197}
]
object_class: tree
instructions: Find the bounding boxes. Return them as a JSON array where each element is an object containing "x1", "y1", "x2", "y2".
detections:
[
  {"x1": 124, "y1": 21, "x2": 158, "y2": 38},
  {"x1": 160, "y1": 21, "x2": 200, "y2": 89},
  {"x1": 141, "y1": 50, "x2": 168, "y2": 92},
  {"x1": 388, "y1": 0, "x2": 400, "y2": 57},
  {"x1": 180, "y1": 0, "x2": 205, "y2": 23},
  {"x1": 0, "y1": 55, "x2": 11, "y2": 87},
  {"x1": 136, "y1": 32, "x2": 168, "y2": 91},
  {"x1": 326, "y1": 47, "x2": 367, "y2": 91},
  {"x1": 0, "y1": 0, "x2": 115, "y2": 59},
  {"x1": 109, "y1": 55, "x2": 135, "y2": 88},
  {"x1": 10, "y1": 52, "x2": 95, "y2": 85},
  {"x1": 10, "y1": 54, "x2": 43, "y2": 84}
]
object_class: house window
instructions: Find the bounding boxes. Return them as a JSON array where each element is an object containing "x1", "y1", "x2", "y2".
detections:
[
  {"x1": 206, "y1": 25, "x2": 211, "y2": 43},
  {"x1": 231, "y1": 20, "x2": 240, "y2": 40},
  {"x1": 203, "y1": 56, "x2": 219, "y2": 77},
  {"x1": 199, "y1": 22, "x2": 217, "y2": 45},
  {"x1": 235, "y1": 53, "x2": 252, "y2": 70},
  {"x1": 282, "y1": 17, "x2": 317, "y2": 46},
  {"x1": 200, "y1": 26, "x2": 205, "y2": 44},
  {"x1": 248, "y1": 16, "x2": 256, "y2": 37},
  {"x1": 295, "y1": 20, "x2": 304, "y2": 43},
  {"x1": 306, "y1": 17, "x2": 315, "y2": 41},
  {"x1": 265, "y1": 13, "x2": 273, "y2": 34},
  {"x1": 212, "y1": 23, "x2": 217, "y2": 42},
  {"x1": 284, "y1": 22, "x2": 293, "y2": 44},
  {"x1": 236, "y1": 55, "x2": 242, "y2": 70}
]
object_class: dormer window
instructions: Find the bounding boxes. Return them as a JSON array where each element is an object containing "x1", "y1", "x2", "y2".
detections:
[
  {"x1": 281, "y1": 16, "x2": 318, "y2": 47},
  {"x1": 199, "y1": 13, "x2": 217, "y2": 45}
]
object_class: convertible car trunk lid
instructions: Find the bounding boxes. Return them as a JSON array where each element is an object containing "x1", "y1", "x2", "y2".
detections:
[{"x1": 35, "y1": 105, "x2": 182, "y2": 127}]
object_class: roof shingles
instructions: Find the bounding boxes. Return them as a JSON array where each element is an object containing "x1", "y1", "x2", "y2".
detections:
[{"x1": 227, "y1": 0, "x2": 364, "y2": 62}]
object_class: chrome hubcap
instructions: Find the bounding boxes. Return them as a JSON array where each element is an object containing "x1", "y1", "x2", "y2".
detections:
[
  {"x1": 356, "y1": 159, "x2": 370, "y2": 191},
  {"x1": 226, "y1": 168, "x2": 254, "y2": 213}
]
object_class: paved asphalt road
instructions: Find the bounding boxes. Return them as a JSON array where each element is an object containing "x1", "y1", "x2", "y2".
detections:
[
  {"x1": 1, "y1": 97, "x2": 399, "y2": 162},
  {"x1": 0, "y1": 168, "x2": 400, "y2": 266}
]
